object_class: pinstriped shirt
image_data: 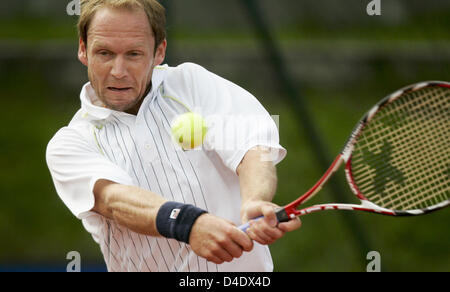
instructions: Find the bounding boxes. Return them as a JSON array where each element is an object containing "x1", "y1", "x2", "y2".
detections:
[{"x1": 46, "y1": 63, "x2": 286, "y2": 272}]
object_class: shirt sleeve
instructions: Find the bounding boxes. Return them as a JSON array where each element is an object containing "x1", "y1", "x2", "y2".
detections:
[
  {"x1": 46, "y1": 126, "x2": 134, "y2": 219},
  {"x1": 177, "y1": 63, "x2": 287, "y2": 173}
]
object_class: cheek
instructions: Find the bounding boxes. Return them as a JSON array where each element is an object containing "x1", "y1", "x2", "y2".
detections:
[
  {"x1": 136, "y1": 60, "x2": 154, "y2": 87},
  {"x1": 88, "y1": 59, "x2": 108, "y2": 80}
]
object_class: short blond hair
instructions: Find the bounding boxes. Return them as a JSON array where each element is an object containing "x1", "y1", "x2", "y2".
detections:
[{"x1": 78, "y1": 0, "x2": 166, "y2": 50}]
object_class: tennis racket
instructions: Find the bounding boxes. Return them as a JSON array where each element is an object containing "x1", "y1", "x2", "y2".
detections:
[{"x1": 240, "y1": 81, "x2": 450, "y2": 231}]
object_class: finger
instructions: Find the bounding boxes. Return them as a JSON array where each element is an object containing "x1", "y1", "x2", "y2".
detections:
[
  {"x1": 278, "y1": 217, "x2": 302, "y2": 232},
  {"x1": 216, "y1": 226, "x2": 249, "y2": 260},
  {"x1": 246, "y1": 227, "x2": 271, "y2": 245},
  {"x1": 241, "y1": 201, "x2": 278, "y2": 224},
  {"x1": 219, "y1": 221, "x2": 253, "y2": 253},
  {"x1": 221, "y1": 240, "x2": 245, "y2": 259},
  {"x1": 252, "y1": 211, "x2": 285, "y2": 237},
  {"x1": 249, "y1": 221, "x2": 278, "y2": 244},
  {"x1": 207, "y1": 254, "x2": 224, "y2": 265},
  {"x1": 261, "y1": 205, "x2": 278, "y2": 227},
  {"x1": 253, "y1": 221, "x2": 284, "y2": 242},
  {"x1": 212, "y1": 245, "x2": 234, "y2": 263},
  {"x1": 234, "y1": 228, "x2": 254, "y2": 252}
]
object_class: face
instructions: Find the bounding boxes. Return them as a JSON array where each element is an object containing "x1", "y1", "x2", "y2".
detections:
[{"x1": 78, "y1": 7, "x2": 166, "y2": 114}]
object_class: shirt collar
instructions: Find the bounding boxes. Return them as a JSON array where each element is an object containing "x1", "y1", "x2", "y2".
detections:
[{"x1": 80, "y1": 64, "x2": 168, "y2": 120}]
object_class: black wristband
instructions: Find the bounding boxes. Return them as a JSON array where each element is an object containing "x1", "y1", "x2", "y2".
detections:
[{"x1": 156, "y1": 202, "x2": 208, "y2": 244}]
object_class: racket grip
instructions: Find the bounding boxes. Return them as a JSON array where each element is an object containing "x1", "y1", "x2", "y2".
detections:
[
  {"x1": 238, "y1": 208, "x2": 291, "y2": 232},
  {"x1": 238, "y1": 215, "x2": 264, "y2": 232}
]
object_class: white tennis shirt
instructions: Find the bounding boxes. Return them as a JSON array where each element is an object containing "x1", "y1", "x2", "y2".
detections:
[{"x1": 46, "y1": 63, "x2": 287, "y2": 272}]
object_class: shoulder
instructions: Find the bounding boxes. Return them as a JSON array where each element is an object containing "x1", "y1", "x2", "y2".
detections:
[
  {"x1": 53, "y1": 109, "x2": 94, "y2": 139},
  {"x1": 171, "y1": 62, "x2": 208, "y2": 74},
  {"x1": 163, "y1": 62, "x2": 211, "y2": 84},
  {"x1": 161, "y1": 62, "x2": 233, "y2": 96},
  {"x1": 46, "y1": 111, "x2": 96, "y2": 158}
]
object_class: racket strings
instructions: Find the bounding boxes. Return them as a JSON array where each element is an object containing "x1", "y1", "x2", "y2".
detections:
[
  {"x1": 369, "y1": 107, "x2": 447, "y2": 208},
  {"x1": 388, "y1": 90, "x2": 447, "y2": 207},
  {"x1": 352, "y1": 97, "x2": 447, "y2": 183},
  {"x1": 376, "y1": 89, "x2": 449, "y2": 209},
  {"x1": 354, "y1": 110, "x2": 447, "y2": 196},
  {"x1": 350, "y1": 86, "x2": 449, "y2": 211}
]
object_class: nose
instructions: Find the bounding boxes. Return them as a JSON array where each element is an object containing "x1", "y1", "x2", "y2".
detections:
[{"x1": 111, "y1": 56, "x2": 127, "y2": 79}]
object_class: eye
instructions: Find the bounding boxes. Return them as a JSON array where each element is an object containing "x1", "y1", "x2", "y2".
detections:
[
  {"x1": 97, "y1": 50, "x2": 111, "y2": 56},
  {"x1": 128, "y1": 51, "x2": 143, "y2": 57}
]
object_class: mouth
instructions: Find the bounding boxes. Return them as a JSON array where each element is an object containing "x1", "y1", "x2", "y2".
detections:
[{"x1": 107, "y1": 87, "x2": 132, "y2": 92}]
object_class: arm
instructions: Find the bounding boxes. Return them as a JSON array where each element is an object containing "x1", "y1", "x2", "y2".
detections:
[
  {"x1": 237, "y1": 146, "x2": 278, "y2": 223},
  {"x1": 237, "y1": 146, "x2": 301, "y2": 245},
  {"x1": 47, "y1": 127, "x2": 252, "y2": 264},
  {"x1": 93, "y1": 179, "x2": 253, "y2": 264},
  {"x1": 93, "y1": 179, "x2": 167, "y2": 236}
]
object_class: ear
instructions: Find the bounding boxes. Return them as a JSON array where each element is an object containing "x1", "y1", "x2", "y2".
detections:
[
  {"x1": 153, "y1": 39, "x2": 167, "y2": 67},
  {"x1": 78, "y1": 37, "x2": 88, "y2": 67}
]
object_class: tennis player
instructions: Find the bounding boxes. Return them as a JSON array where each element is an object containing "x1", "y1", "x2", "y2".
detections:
[{"x1": 46, "y1": 0, "x2": 301, "y2": 272}]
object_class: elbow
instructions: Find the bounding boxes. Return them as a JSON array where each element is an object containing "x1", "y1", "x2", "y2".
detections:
[{"x1": 92, "y1": 179, "x2": 119, "y2": 219}]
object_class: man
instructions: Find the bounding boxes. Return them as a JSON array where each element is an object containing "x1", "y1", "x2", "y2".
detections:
[{"x1": 46, "y1": 0, "x2": 301, "y2": 272}]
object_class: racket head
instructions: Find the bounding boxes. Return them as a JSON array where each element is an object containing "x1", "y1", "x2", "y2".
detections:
[{"x1": 343, "y1": 81, "x2": 450, "y2": 216}]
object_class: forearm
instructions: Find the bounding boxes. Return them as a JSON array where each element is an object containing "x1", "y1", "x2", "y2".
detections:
[
  {"x1": 93, "y1": 180, "x2": 167, "y2": 236},
  {"x1": 237, "y1": 147, "x2": 301, "y2": 244},
  {"x1": 94, "y1": 180, "x2": 254, "y2": 264},
  {"x1": 237, "y1": 147, "x2": 278, "y2": 204}
]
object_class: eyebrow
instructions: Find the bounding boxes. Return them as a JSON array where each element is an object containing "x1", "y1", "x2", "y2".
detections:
[
  {"x1": 92, "y1": 42, "x2": 147, "y2": 50},
  {"x1": 89, "y1": 38, "x2": 149, "y2": 52}
]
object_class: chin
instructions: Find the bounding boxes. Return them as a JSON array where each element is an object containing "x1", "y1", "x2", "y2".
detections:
[
  {"x1": 100, "y1": 94, "x2": 135, "y2": 110},
  {"x1": 111, "y1": 98, "x2": 143, "y2": 113},
  {"x1": 108, "y1": 102, "x2": 135, "y2": 112}
]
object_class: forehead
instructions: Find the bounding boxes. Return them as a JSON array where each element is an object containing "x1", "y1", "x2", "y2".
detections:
[{"x1": 87, "y1": 7, "x2": 154, "y2": 49}]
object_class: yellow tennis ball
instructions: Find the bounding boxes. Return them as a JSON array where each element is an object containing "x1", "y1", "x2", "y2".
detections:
[{"x1": 171, "y1": 112, "x2": 208, "y2": 150}]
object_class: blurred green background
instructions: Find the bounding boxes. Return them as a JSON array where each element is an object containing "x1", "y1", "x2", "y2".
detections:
[{"x1": 0, "y1": 0, "x2": 449, "y2": 272}]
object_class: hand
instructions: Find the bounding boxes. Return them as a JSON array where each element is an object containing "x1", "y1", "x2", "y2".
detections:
[
  {"x1": 241, "y1": 200, "x2": 302, "y2": 245},
  {"x1": 189, "y1": 213, "x2": 254, "y2": 264}
]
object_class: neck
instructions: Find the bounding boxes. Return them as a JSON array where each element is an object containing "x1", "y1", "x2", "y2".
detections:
[
  {"x1": 125, "y1": 98, "x2": 144, "y2": 115},
  {"x1": 125, "y1": 81, "x2": 152, "y2": 115}
]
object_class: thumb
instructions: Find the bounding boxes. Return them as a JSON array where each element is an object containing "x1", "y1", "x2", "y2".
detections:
[{"x1": 261, "y1": 204, "x2": 278, "y2": 227}]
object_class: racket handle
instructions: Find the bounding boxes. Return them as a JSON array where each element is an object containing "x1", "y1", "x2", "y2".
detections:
[
  {"x1": 238, "y1": 208, "x2": 291, "y2": 232},
  {"x1": 238, "y1": 215, "x2": 263, "y2": 232}
]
